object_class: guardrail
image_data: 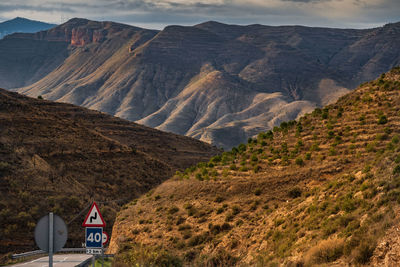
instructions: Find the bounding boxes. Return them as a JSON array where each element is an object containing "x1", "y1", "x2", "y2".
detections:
[{"x1": 12, "y1": 248, "x2": 87, "y2": 259}]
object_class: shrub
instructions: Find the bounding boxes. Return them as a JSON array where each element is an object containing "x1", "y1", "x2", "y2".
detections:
[
  {"x1": 393, "y1": 165, "x2": 400, "y2": 175},
  {"x1": 168, "y1": 206, "x2": 179, "y2": 214},
  {"x1": 195, "y1": 173, "x2": 203, "y2": 181},
  {"x1": 305, "y1": 152, "x2": 311, "y2": 160},
  {"x1": 304, "y1": 238, "x2": 344, "y2": 265},
  {"x1": 295, "y1": 157, "x2": 304, "y2": 166},
  {"x1": 288, "y1": 187, "x2": 302, "y2": 198},
  {"x1": 232, "y1": 206, "x2": 241, "y2": 215},
  {"x1": 355, "y1": 242, "x2": 375, "y2": 264},
  {"x1": 254, "y1": 188, "x2": 262, "y2": 196},
  {"x1": 229, "y1": 164, "x2": 237, "y2": 171},
  {"x1": 310, "y1": 143, "x2": 320, "y2": 151},
  {"x1": 253, "y1": 165, "x2": 261, "y2": 173},
  {"x1": 322, "y1": 109, "x2": 329, "y2": 119},
  {"x1": 188, "y1": 232, "x2": 210, "y2": 247},
  {"x1": 378, "y1": 115, "x2": 388, "y2": 124},
  {"x1": 239, "y1": 166, "x2": 249, "y2": 172}
]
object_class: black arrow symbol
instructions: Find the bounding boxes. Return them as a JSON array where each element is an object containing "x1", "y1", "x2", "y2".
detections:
[{"x1": 90, "y1": 212, "x2": 97, "y2": 223}]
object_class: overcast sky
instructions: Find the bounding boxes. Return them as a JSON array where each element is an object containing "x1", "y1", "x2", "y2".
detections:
[{"x1": 0, "y1": 0, "x2": 399, "y2": 30}]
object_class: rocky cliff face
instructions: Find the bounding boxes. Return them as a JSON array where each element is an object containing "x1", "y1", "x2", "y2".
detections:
[{"x1": 1, "y1": 19, "x2": 400, "y2": 149}]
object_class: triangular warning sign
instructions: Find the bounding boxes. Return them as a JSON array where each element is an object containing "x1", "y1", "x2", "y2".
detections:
[{"x1": 82, "y1": 202, "x2": 106, "y2": 227}]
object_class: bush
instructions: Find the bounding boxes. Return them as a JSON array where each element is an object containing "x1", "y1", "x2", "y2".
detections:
[
  {"x1": 195, "y1": 173, "x2": 203, "y2": 181},
  {"x1": 393, "y1": 165, "x2": 400, "y2": 175},
  {"x1": 304, "y1": 239, "x2": 344, "y2": 265},
  {"x1": 188, "y1": 232, "x2": 209, "y2": 246},
  {"x1": 168, "y1": 206, "x2": 179, "y2": 214},
  {"x1": 254, "y1": 188, "x2": 262, "y2": 196},
  {"x1": 295, "y1": 157, "x2": 304, "y2": 166},
  {"x1": 355, "y1": 242, "x2": 375, "y2": 264},
  {"x1": 378, "y1": 115, "x2": 388, "y2": 124},
  {"x1": 288, "y1": 187, "x2": 302, "y2": 198},
  {"x1": 305, "y1": 152, "x2": 311, "y2": 160}
]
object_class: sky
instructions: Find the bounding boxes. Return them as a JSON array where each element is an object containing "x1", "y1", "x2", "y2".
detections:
[{"x1": 0, "y1": 0, "x2": 399, "y2": 30}]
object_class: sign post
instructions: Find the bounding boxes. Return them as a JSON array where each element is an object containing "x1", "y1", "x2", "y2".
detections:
[
  {"x1": 34, "y1": 213, "x2": 68, "y2": 267},
  {"x1": 48, "y1": 213, "x2": 53, "y2": 267},
  {"x1": 83, "y1": 202, "x2": 106, "y2": 266}
]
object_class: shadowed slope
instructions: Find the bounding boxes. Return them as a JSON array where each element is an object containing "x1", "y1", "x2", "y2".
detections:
[{"x1": 0, "y1": 88, "x2": 219, "y2": 259}]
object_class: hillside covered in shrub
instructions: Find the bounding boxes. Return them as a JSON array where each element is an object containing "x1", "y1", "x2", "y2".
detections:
[{"x1": 109, "y1": 67, "x2": 400, "y2": 266}]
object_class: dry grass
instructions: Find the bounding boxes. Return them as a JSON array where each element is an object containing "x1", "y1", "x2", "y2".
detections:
[{"x1": 303, "y1": 238, "x2": 345, "y2": 266}]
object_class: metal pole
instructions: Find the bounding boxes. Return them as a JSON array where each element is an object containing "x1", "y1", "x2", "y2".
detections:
[
  {"x1": 49, "y1": 212, "x2": 53, "y2": 267},
  {"x1": 101, "y1": 248, "x2": 104, "y2": 267},
  {"x1": 92, "y1": 255, "x2": 95, "y2": 267}
]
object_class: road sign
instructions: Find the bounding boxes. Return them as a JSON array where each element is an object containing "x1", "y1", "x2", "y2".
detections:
[
  {"x1": 34, "y1": 213, "x2": 68, "y2": 253},
  {"x1": 82, "y1": 202, "x2": 106, "y2": 227},
  {"x1": 85, "y1": 227, "x2": 103, "y2": 248},
  {"x1": 102, "y1": 231, "x2": 109, "y2": 245},
  {"x1": 86, "y1": 248, "x2": 102, "y2": 255}
]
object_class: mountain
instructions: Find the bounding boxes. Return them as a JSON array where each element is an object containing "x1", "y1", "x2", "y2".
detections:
[
  {"x1": 0, "y1": 88, "x2": 219, "y2": 259},
  {"x1": 0, "y1": 17, "x2": 55, "y2": 39},
  {"x1": 108, "y1": 67, "x2": 400, "y2": 266},
  {"x1": 1, "y1": 19, "x2": 400, "y2": 149}
]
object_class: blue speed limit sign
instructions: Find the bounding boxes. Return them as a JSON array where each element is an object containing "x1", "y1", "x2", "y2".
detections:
[{"x1": 85, "y1": 227, "x2": 103, "y2": 248}]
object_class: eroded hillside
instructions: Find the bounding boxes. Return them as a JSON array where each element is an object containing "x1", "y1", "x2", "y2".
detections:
[
  {"x1": 2, "y1": 19, "x2": 399, "y2": 149},
  {"x1": 109, "y1": 67, "x2": 400, "y2": 266},
  {"x1": 0, "y1": 89, "x2": 219, "y2": 260}
]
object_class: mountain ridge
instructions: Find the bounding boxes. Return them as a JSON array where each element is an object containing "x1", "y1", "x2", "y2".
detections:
[
  {"x1": 1, "y1": 18, "x2": 400, "y2": 149},
  {"x1": 0, "y1": 17, "x2": 55, "y2": 39}
]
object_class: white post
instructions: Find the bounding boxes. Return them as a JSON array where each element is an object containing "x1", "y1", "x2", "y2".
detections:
[{"x1": 48, "y1": 212, "x2": 53, "y2": 267}]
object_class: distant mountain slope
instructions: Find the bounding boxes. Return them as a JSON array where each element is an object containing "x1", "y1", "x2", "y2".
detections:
[
  {"x1": 2, "y1": 19, "x2": 400, "y2": 149},
  {"x1": 0, "y1": 88, "x2": 219, "y2": 258},
  {"x1": 0, "y1": 17, "x2": 55, "y2": 39},
  {"x1": 109, "y1": 67, "x2": 400, "y2": 266}
]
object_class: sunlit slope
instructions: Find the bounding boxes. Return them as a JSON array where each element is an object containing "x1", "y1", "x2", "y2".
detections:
[{"x1": 109, "y1": 67, "x2": 400, "y2": 266}]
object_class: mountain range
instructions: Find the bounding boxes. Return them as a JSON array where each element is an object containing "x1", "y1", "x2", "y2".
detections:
[
  {"x1": 0, "y1": 17, "x2": 55, "y2": 39},
  {"x1": 1, "y1": 19, "x2": 400, "y2": 149}
]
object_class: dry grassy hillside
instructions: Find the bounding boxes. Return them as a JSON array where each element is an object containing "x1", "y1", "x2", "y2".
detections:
[
  {"x1": 109, "y1": 67, "x2": 400, "y2": 266},
  {"x1": 0, "y1": 89, "x2": 219, "y2": 262}
]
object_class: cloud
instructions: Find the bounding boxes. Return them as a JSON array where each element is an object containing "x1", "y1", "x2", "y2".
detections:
[{"x1": 0, "y1": 0, "x2": 398, "y2": 29}]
